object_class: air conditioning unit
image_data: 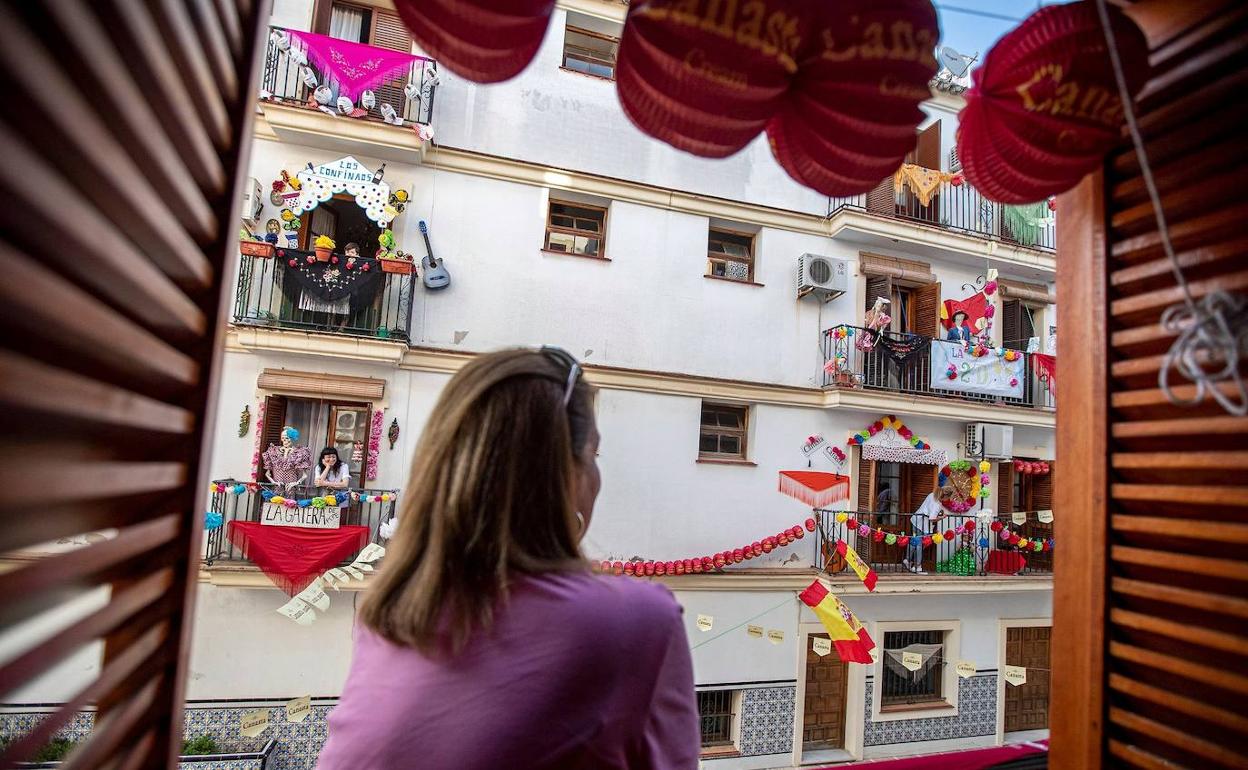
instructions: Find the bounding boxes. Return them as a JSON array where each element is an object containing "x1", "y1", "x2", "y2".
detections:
[
  {"x1": 241, "y1": 176, "x2": 263, "y2": 224},
  {"x1": 966, "y1": 423, "x2": 1014, "y2": 459},
  {"x1": 796, "y1": 254, "x2": 847, "y2": 301}
]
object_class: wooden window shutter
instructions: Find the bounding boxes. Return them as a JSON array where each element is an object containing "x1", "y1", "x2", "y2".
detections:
[
  {"x1": 1031, "y1": 466, "x2": 1052, "y2": 512},
  {"x1": 911, "y1": 282, "x2": 942, "y2": 337},
  {"x1": 257, "y1": 368, "x2": 386, "y2": 400},
  {"x1": 915, "y1": 121, "x2": 941, "y2": 170},
  {"x1": 1002, "y1": 299, "x2": 1022, "y2": 346},
  {"x1": 1051, "y1": 4, "x2": 1248, "y2": 769},
  {"x1": 904, "y1": 464, "x2": 934, "y2": 513},
  {"x1": 0, "y1": 2, "x2": 266, "y2": 767},
  {"x1": 856, "y1": 452, "x2": 874, "y2": 513},
  {"x1": 370, "y1": 10, "x2": 413, "y2": 118},
  {"x1": 259, "y1": 395, "x2": 288, "y2": 476},
  {"x1": 998, "y1": 462, "x2": 1015, "y2": 515},
  {"x1": 866, "y1": 178, "x2": 895, "y2": 215},
  {"x1": 864, "y1": 274, "x2": 893, "y2": 313}
]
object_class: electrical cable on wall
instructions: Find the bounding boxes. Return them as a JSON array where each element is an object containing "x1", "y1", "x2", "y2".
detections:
[{"x1": 1096, "y1": 0, "x2": 1248, "y2": 417}]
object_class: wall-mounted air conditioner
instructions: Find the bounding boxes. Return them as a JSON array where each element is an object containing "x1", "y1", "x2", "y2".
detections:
[
  {"x1": 241, "y1": 177, "x2": 263, "y2": 224},
  {"x1": 966, "y1": 423, "x2": 1013, "y2": 459},
  {"x1": 796, "y1": 254, "x2": 847, "y2": 301}
]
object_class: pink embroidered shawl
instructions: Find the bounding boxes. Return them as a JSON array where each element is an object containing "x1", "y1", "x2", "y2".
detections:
[{"x1": 289, "y1": 31, "x2": 427, "y2": 100}]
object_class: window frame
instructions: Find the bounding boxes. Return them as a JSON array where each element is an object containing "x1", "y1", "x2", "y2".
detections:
[
  {"x1": 313, "y1": 0, "x2": 373, "y2": 43},
  {"x1": 696, "y1": 689, "x2": 742, "y2": 755},
  {"x1": 706, "y1": 226, "x2": 756, "y2": 283},
  {"x1": 698, "y1": 402, "x2": 749, "y2": 462},
  {"x1": 561, "y1": 24, "x2": 619, "y2": 80},
  {"x1": 871, "y1": 620, "x2": 961, "y2": 722},
  {"x1": 544, "y1": 199, "x2": 608, "y2": 259}
]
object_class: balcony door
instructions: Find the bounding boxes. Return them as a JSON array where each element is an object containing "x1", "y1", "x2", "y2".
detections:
[
  {"x1": 802, "y1": 633, "x2": 849, "y2": 752},
  {"x1": 313, "y1": 1, "x2": 414, "y2": 111},
  {"x1": 1004, "y1": 625, "x2": 1052, "y2": 734},
  {"x1": 866, "y1": 120, "x2": 941, "y2": 219},
  {"x1": 261, "y1": 395, "x2": 372, "y2": 488},
  {"x1": 861, "y1": 272, "x2": 940, "y2": 393},
  {"x1": 857, "y1": 454, "x2": 936, "y2": 569}
]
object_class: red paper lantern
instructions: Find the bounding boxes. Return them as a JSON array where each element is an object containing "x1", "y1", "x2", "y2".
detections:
[
  {"x1": 393, "y1": 0, "x2": 554, "y2": 84},
  {"x1": 733, "y1": 548, "x2": 744, "y2": 563},
  {"x1": 690, "y1": 559, "x2": 702, "y2": 573},
  {"x1": 761, "y1": 539, "x2": 774, "y2": 553},
  {"x1": 644, "y1": 561, "x2": 655, "y2": 576},
  {"x1": 702, "y1": 556, "x2": 716, "y2": 572},
  {"x1": 675, "y1": 560, "x2": 686, "y2": 575},
  {"x1": 623, "y1": 561, "x2": 635, "y2": 576},
  {"x1": 805, "y1": 517, "x2": 817, "y2": 532},
  {"x1": 793, "y1": 527, "x2": 805, "y2": 540},
  {"x1": 964, "y1": 520, "x2": 976, "y2": 532},
  {"x1": 612, "y1": 561, "x2": 624, "y2": 575},
  {"x1": 957, "y1": 2, "x2": 1149, "y2": 203}
]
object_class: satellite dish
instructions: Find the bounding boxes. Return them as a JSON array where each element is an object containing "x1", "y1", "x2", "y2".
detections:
[{"x1": 939, "y1": 46, "x2": 978, "y2": 77}]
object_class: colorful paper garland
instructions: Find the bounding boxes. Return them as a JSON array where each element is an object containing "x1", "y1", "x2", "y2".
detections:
[
  {"x1": 936, "y1": 459, "x2": 992, "y2": 513},
  {"x1": 595, "y1": 518, "x2": 818, "y2": 577}
]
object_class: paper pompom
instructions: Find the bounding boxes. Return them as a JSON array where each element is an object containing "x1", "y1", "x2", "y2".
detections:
[
  {"x1": 379, "y1": 516, "x2": 398, "y2": 540},
  {"x1": 857, "y1": 524, "x2": 871, "y2": 537}
]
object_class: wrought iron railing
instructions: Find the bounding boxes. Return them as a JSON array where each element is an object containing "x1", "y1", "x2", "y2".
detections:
[
  {"x1": 828, "y1": 178, "x2": 1056, "y2": 251},
  {"x1": 822, "y1": 326, "x2": 1056, "y2": 410},
  {"x1": 233, "y1": 248, "x2": 416, "y2": 340},
  {"x1": 260, "y1": 26, "x2": 436, "y2": 125},
  {"x1": 813, "y1": 509, "x2": 1054, "y2": 577},
  {"x1": 204, "y1": 479, "x2": 398, "y2": 566}
]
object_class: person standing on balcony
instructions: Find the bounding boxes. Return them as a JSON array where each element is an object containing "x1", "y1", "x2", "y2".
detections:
[
  {"x1": 318, "y1": 348, "x2": 699, "y2": 770},
  {"x1": 903, "y1": 492, "x2": 946, "y2": 575},
  {"x1": 947, "y1": 310, "x2": 973, "y2": 343}
]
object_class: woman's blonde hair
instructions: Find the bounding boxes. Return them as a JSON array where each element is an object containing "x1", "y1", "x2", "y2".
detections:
[{"x1": 359, "y1": 348, "x2": 595, "y2": 653}]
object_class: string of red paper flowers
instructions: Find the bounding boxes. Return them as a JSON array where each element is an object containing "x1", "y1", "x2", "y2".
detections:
[{"x1": 595, "y1": 519, "x2": 818, "y2": 577}]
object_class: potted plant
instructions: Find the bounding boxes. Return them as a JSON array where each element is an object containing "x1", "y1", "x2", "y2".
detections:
[
  {"x1": 240, "y1": 239, "x2": 274, "y2": 259},
  {"x1": 379, "y1": 249, "x2": 414, "y2": 275},
  {"x1": 314, "y1": 235, "x2": 335, "y2": 262}
]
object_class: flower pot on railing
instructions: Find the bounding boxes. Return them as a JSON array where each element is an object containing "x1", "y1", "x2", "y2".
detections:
[
  {"x1": 314, "y1": 247, "x2": 332, "y2": 262},
  {"x1": 240, "y1": 241, "x2": 274, "y2": 258},
  {"x1": 313, "y1": 235, "x2": 335, "y2": 262}
]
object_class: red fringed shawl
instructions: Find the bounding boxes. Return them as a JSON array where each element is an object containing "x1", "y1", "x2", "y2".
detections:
[{"x1": 227, "y1": 521, "x2": 370, "y2": 595}]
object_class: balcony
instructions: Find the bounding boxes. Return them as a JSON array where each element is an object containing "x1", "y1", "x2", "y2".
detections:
[
  {"x1": 822, "y1": 326, "x2": 1056, "y2": 412},
  {"x1": 827, "y1": 176, "x2": 1056, "y2": 263},
  {"x1": 814, "y1": 509, "x2": 1054, "y2": 578},
  {"x1": 204, "y1": 479, "x2": 396, "y2": 567},
  {"x1": 260, "y1": 26, "x2": 436, "y2": 126},
  {"x1": 232, "y1": 248, "x2": 416, "y2": 341}
]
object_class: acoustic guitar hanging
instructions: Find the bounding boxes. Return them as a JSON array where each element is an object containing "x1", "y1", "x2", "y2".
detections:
[{"x1": 418, "y1": 220, "x2": 450, "y2": 290}]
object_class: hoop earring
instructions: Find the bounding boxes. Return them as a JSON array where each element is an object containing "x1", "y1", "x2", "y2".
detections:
[{"x1": 575, "y1": 511, "x2": 586, "y2": 539}]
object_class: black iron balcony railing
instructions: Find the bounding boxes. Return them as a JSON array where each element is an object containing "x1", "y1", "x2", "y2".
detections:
[
  {"x1": 828, "y1": 177, "x2": 1056, "y2": 252},
  {"x1": 822, "y1": 326, "x2": 1056, "y2": 410},
  {"x1": 814, "y1": 509, "x2": 1054, "y2": 577},
  {"x1": 260, "y1": 25, "x2": 436, "y2": 125},
  {"x1": 233, "y1": 248, "x2": 415, "y2": 340},
  {"x1": 204, "y1": 479, "x2": 397, "y2": 566}
]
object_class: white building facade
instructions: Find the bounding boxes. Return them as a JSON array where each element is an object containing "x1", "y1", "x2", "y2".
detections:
[{"x1": 3, "y1": 2, "x2": 1058, "y2": 768}]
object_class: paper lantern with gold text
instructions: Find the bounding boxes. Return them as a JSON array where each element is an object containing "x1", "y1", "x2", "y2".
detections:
[{"x1": 394, "y1": 0, "x2": 555, "y2": 83}]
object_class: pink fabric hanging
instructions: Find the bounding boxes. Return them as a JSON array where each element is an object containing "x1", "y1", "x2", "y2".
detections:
[{"x1": 289, "y1": 31, "x2": 427, "y2": 100}]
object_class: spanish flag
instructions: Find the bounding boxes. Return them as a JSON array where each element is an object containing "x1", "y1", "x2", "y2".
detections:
[
  {"x1": 835, "y1": 540, "x2": 878, "y2": 591},
  {"x1": 799, "y1": 580, "x2": 875, "y2": 664}
]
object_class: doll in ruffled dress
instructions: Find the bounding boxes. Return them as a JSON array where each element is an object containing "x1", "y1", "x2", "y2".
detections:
[
  {"x1": 263, "y1": 426, "x2": 312, "y2": 490},
  {"x1": 856, "y1": 297, "x2": 892, "y2": 352}
]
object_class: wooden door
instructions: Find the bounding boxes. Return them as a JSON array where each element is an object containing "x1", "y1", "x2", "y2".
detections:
[
  {"x1": 1051, "y1": 3, "x2": 1248, "y2": 768},
  {"x1": 0, "y1": 1, "x2": 267, "y2": 766},
  {"x1": 803, "y1": 634, "x2": 849, "y2": 750},
  {"x1": 1005, "y1": 626, "x2": 1052, "y2": 732}
]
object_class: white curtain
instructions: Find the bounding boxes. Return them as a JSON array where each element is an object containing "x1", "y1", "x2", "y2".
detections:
[{"x1": 329, "y1": 5, "x2": 366, "y2": 42}]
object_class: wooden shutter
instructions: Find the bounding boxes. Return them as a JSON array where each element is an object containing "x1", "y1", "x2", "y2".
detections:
[
  {"x1": 911, "y1": 282, "x2": 941, "y2": 337},
  {"x1": 1002, "y1": 299, "x2": 1022, "y2": 347},
  {"x1": 856, "y1": 452, "x2": 875, "y2": 513},
  {"x1": 0, "y1": 1, "x2": 266, "y2": 767},
  {"x1": 903, "y1": 464, "x2": 934, "y2": 513},
  {"x1": 371, "y1": 9, "x2": 413, "y2": 114},
  {"x1": 998, "y1": 462, "x2": 1015, "y2": 515},
  {"x1": 915, "y1": 121, "x2": 941, "y2": 169},
  {"x1": 864, "y1": 274, "x2": 893, "y2": 313},
  {"x1": 259, "y1": 394, "x2": 288, "y2": 476},
  {"x1": 866, "y1": 178, "x2": 895, "y2": 215},
  {"x1": 1031, "y1": 466, "x2": 1052, "y2": 513},
  {"x1": 1051, "y1": 3, "x2": 1248, "y2": 768}
]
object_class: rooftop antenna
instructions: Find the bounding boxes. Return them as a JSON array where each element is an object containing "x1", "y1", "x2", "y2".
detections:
[{"x1": 938, "y1": 46, "x2": 979, "y2": 78}]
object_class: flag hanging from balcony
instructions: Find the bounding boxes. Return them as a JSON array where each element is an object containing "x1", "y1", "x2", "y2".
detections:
[
  {"x1": 227, "y1": 521, "x2": 370, "y2": 595},
  {"x1": 798, "y1": 580, "x2": 875, "y2": 663},
  {"x1": 778, "y1": 471, "x2": 850, "y2": 508},
  {"x1": 835, "y1": 540, "x2": 878, "y2": 591},
  {"x1": 288, "y1": 31, "x2": 428, "y2": 100}
]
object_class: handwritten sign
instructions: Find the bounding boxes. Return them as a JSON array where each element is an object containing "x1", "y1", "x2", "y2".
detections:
[
  {"x1": 812, "y1": 637, "x2": 832, "y2": 657},
  {"x1": 310, "y1": 156, "x2": 374, "y2": 184},
  {"x1": 746, "y1": 624, "x2": 763, "y2": 638},
  {"x1": 1037, "y1": 510, "x2": 1054, "y2": 523},
  {"x1": 261, "y1": 504, "x2": 340, "y2": 529},
  {"x1": 696, "y1": 614, "x2": 714, "y2": 632},
  {"x1": 285, "y1": 695, "x2": 311, "y2": 723},
  {"x1": 956, "y1": 660, "x2": 977, "y2": 678},
  {"x1": 240, "y1": 709, "x2": 270, "y2": 738},
  {"x1": 930, "y1": 340, "x2": 1025, "y2": 398},
  {"x1": 901, "y1": 651, "x2": 923, "y2": 671},
  {"x1": 1004, "y1": 665, "x2": 1027, "y2": 686},
  {"x1": 767, "y1": 629, "x2": 784, "y2": 645}
]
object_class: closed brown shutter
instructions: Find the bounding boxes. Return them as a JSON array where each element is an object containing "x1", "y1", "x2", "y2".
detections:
[
  {"x1": 1051, "y1": 4, "x2": 1248, "y2": 768},
  {"x1": 911, "y1": 282, "x2": 941, "y2": 337},
  {"x1": 864, "y1": 274, "x2": 893, "y2": 313},
  {"x1": 259, "y1": 394, "x2": 288, "y2": 476},
  {"x1": 904, "y1": 464, "x2": 934, "y2": 513},
  {"x1": 857, "y1": 452, "x2": 874, "y2": 513},
  {"x1": 915, "y1": 121, "x2": 941, "y2": 170},
  {"x1": 0, "y1": 1, "x2": 266, "y2": 767},
  {"x1": 866, "y1": 178, "x2": 895, "y2": 215},
  {"x1": 998, "y1": 462, "x2": 1015, "y2": 515},
  {"x1": 1002, "y1": 299, "x2": 1022, "y2": 347},
  {"x1": 1031, "y1": 466, "x2": 1053, "y2": 512},
  {"x1": 371, "y1": 9, "x2": 413, "y2": 114}
]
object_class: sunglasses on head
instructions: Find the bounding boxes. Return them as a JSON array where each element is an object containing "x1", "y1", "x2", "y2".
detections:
[{"x1": 540, "y1": 346, "x2": 582, "y2": 408}]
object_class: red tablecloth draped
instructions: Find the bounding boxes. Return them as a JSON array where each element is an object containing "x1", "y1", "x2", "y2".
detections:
[{"x1": 227, "y1": 521, "x2": 370, "y2": 595}]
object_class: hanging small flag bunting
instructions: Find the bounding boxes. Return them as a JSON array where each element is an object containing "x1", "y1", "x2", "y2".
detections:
[
  {"x1": 747, "y1": 624, "x2": 764, "y2": 639},
  {"x1": 276, "y1": 596, "x2": 316, "y2": 626},
  {"x1": 696, "y1": 614, "x2": 714, "y2": 632},
  {"x1": 812, "y1": 637, "x2": 833, "y2": 657},
  {"x1": 240, "y1": 709, "x2": 270, "y2": 738},
  {"x1": 901, "y1": 651, "x2": 923, "y2": 672},
  {"x1": 297, "y1": 580, "x2": 330, "y2": 612},
  {"x1": 1037, "y1": 510, "x2": 1054, "y2": 523},
  {"x1": 285, "y1": 695, "x2": 312, "y2": 723},
  {"x1": 1012, "y1": 511, "x2": 1028, "y2": 525},
  {"x1": 956, "y1": 660, "x2": 978, "y2": 678},
  {"x1": 767, "y1": 629, "x2": 785, "y2": 645},
  {"x1": 1003, "y1": 665, "x2": 1028, "y2": 687}
]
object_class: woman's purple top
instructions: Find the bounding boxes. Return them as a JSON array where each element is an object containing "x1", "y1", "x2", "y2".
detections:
[{"x1": 317, "y1": 571, "x2": 700, "y2": 770}]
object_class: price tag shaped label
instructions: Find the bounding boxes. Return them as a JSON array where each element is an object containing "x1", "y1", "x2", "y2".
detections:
[
  {"x1": 1004, "y1": 665, "x2": 1027, "y2": 687},
  {"x1": 1036, "y1": 510, "x2": 1054, "y2": 524},
  {"x1": 696, "y1": 614, "x2": 714, "y2": 632},
  {"x1": 956, "y1": 660, "x2": 977, "y2": 678},
  {"x1": 901, "y1": 651, "x2": 923, "y2": 671},
  {"x1": 285, "y1": 695, "x2": 311, "y2": 723},
  {"x1": 240, "y1": 709, "x2": 270, "y2": 738},
  {"x1": 1012, "y1": 511, "x2": 1028, "y2": 526},
  {"x1": 746, "y1": 624, "x2": 763, "y2": 638},
  {"x1": 812, "y1": 637, "x2": 832, "y2": 657}
]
